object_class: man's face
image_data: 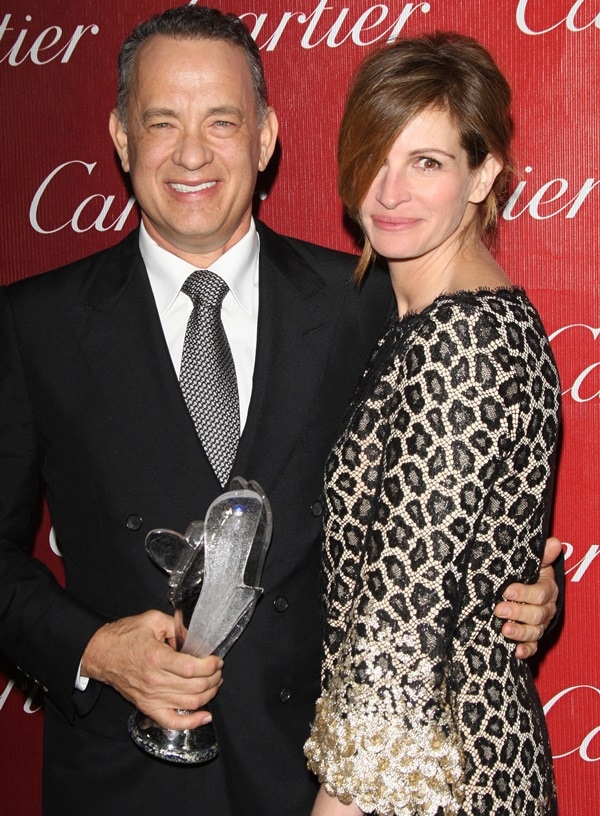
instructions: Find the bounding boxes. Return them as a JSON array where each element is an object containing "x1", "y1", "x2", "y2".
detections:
[{"x1": 110, "y1": 36, "x2": 278, "y2": 265}]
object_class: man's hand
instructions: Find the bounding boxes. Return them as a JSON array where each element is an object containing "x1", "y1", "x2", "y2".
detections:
[
  {"x1": 495, "y1": 536, "x2": 562, "y2": 659},
  {"x1": 81, "y1": 610, "x2": 223, "y2": 729}
]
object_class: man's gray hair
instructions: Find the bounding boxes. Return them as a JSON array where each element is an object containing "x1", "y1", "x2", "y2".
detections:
[{"x1": 116, "y1": 5, "x2": 268, "y2": 128}]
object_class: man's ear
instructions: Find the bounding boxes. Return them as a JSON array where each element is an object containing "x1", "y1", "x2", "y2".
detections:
[
  {"x1": 258, "y1": 107, "x2": 279, "y2": 173},
  {"x1": 469, "y1": 153, "x2": 503, "y2": 204},
  {"x1": 109, "y1": 109, "x2": 130, "y2": 173}
]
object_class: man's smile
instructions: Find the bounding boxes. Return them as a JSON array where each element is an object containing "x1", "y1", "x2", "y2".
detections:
[{"x1": 169, "y1": 181, "x2": 218, "y2": 193}]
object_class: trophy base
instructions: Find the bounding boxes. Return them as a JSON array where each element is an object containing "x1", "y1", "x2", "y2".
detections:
[{"x1": 128, "y1": 711, "x2": 218, "y2": 764}]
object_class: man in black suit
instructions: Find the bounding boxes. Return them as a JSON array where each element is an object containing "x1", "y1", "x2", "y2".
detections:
[{"x1": 0, "y1": 6, "x2": 561, "y2": 816}]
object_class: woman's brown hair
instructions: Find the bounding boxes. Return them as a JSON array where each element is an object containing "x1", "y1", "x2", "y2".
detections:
[{"x1": 338, "y1": 31, "x2": 515, "y2": 281}]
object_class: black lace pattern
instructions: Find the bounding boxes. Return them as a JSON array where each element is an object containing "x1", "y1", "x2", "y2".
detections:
[{"x1": 305, "y1": 289, "x2": 560, "y2": 816}]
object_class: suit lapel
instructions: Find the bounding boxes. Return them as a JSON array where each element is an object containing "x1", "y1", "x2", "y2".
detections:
[
  {"x1": 233, "y1": 224, "x2": 341, "y2": 493},
  {"x1": 65, "y1": 225, "x2": 346, "y2": 509},
  {"x1": 71, "y1": 231, "x2": 219, "y2": 515}
]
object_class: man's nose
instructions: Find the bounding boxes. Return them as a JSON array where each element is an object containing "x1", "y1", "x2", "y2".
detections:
[{"x1": 172, "y1": 131, "x2": 213, "y2": 170}]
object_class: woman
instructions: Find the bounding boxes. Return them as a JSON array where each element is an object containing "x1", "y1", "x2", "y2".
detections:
[{"x1": 304, "y1": 32, "x2": 560, "y2": 815}]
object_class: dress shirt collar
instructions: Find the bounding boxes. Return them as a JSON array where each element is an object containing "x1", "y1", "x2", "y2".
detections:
[{"x1": 140, "y1": 220, "x2": 259, "y2": 316}]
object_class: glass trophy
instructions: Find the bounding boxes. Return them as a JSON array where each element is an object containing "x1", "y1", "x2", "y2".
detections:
[{"x1": 128, "y1": 477, "x2": 272, "y2": 763}]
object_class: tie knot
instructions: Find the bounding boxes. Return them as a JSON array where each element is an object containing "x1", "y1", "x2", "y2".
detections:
[{"x1": 182, "y1": 269, "x2": 229, "y2": 309}]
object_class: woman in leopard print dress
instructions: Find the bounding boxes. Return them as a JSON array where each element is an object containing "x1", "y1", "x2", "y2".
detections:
[{"x1": 304, "y1": 33, "x2": 560, "y2": 816}]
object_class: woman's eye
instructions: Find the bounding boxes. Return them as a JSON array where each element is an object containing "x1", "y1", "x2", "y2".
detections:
[{"x1": 418, "y1": 157, "x2": 441, "y2": 170}]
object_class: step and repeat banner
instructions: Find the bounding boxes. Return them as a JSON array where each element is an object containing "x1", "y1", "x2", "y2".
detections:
[{"x1": 1, "y1": 1, "x2": 598, "y2": 813}]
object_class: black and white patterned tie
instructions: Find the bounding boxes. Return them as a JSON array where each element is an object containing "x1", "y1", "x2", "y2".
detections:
[{"x1": 180, "y1": 270, "x2": 240, "y2": 486}]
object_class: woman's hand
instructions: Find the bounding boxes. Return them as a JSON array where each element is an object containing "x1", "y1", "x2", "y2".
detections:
[{"x1": 311, "y1": 786, "x2": 363, "y2": 816}]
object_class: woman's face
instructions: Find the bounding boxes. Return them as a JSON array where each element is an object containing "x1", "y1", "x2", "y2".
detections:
[{"x1": 358, "y1": 107, "x2": 495, "y2": 270}]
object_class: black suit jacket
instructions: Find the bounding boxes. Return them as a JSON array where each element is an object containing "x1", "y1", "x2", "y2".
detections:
[{"x1": 0, "y1": 222, "x2": 391, "y2": 816}]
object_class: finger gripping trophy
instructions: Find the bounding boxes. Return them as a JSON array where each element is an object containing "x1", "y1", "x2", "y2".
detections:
[{"x1": 128, "y1": 477, "x2": 272, "y2": 763}]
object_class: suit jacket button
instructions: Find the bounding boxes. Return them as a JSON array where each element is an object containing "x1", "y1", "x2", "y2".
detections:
[
  {"x1": 126, "y1": 514, "x2": 143, "y2": 531},
  {"x1": 310, "y1": 500, "x2": 323, "y2": 517},
  {"x1": 279, "y1": 688, "x2": 292, "y2": 703},
  {"x1": 273, "y1": 596, "x2": 289, "y2": 613}
]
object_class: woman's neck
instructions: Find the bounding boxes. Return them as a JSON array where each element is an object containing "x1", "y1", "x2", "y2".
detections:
[{"x1": 389, "y1": 239, "x2": 511, "y2": 317}]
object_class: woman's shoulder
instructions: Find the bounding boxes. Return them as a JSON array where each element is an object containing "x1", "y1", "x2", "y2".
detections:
[
  {"x1": 388, "y1": 287, "x2": 555, "y2": 385},
  {"x1": 411, "y1": 287, "x2": 545, "y2": 344},
  {"x1": 431, "y1": 286, "x2": 534, "y2": 321}
]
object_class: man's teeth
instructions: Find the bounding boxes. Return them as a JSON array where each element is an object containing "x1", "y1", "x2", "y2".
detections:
[{"x1": 171, "y1": 182, "x2": 217, "y2": 192}]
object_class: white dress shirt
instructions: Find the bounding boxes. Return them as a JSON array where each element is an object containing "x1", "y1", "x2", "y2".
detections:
[
  {"x1": 140, "y1": 219, "x2": 260, "y2": 431},
  {"x1": 76, "y1": 220, "x2": 260, "y2": 691}
]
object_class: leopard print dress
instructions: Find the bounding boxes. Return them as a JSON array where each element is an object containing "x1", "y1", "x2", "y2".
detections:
[{"x1": 304, "y1": 288, "x2": 560, "y2": 816}]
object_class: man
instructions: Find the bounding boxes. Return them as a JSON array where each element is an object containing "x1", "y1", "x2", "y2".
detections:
[{"x1": 0, "y1": 7, "x2": 561, "y2": 816}]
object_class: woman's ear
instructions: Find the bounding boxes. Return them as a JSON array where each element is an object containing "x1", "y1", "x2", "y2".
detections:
[{"x1": 469, "y1": 154, "x2": 503, "y2": 204}]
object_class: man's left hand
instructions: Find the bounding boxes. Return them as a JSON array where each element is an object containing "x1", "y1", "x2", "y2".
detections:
[{"x1": 495, "y1": 536, "x2": 562, "y2": 659}]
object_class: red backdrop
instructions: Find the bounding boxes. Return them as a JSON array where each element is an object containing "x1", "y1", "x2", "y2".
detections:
[{"x1": 1, "y1": 1, "x2": 598, "y2": 813}]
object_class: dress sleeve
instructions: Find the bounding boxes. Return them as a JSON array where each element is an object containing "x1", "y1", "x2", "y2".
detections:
[{"x1": 305, "y1": 299, "x2": 559, "y2": 815}]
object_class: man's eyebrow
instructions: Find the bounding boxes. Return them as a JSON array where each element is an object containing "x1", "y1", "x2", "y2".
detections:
[
  {"x1": 205, "y1": 105, "x2": 244, "y2": 118},
  {"x1": 140, "y1": 105, "x2": 245, "y2": 124},
  {"x1": 141, "y1": 108, "x2": 178, "y2": 123}
]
